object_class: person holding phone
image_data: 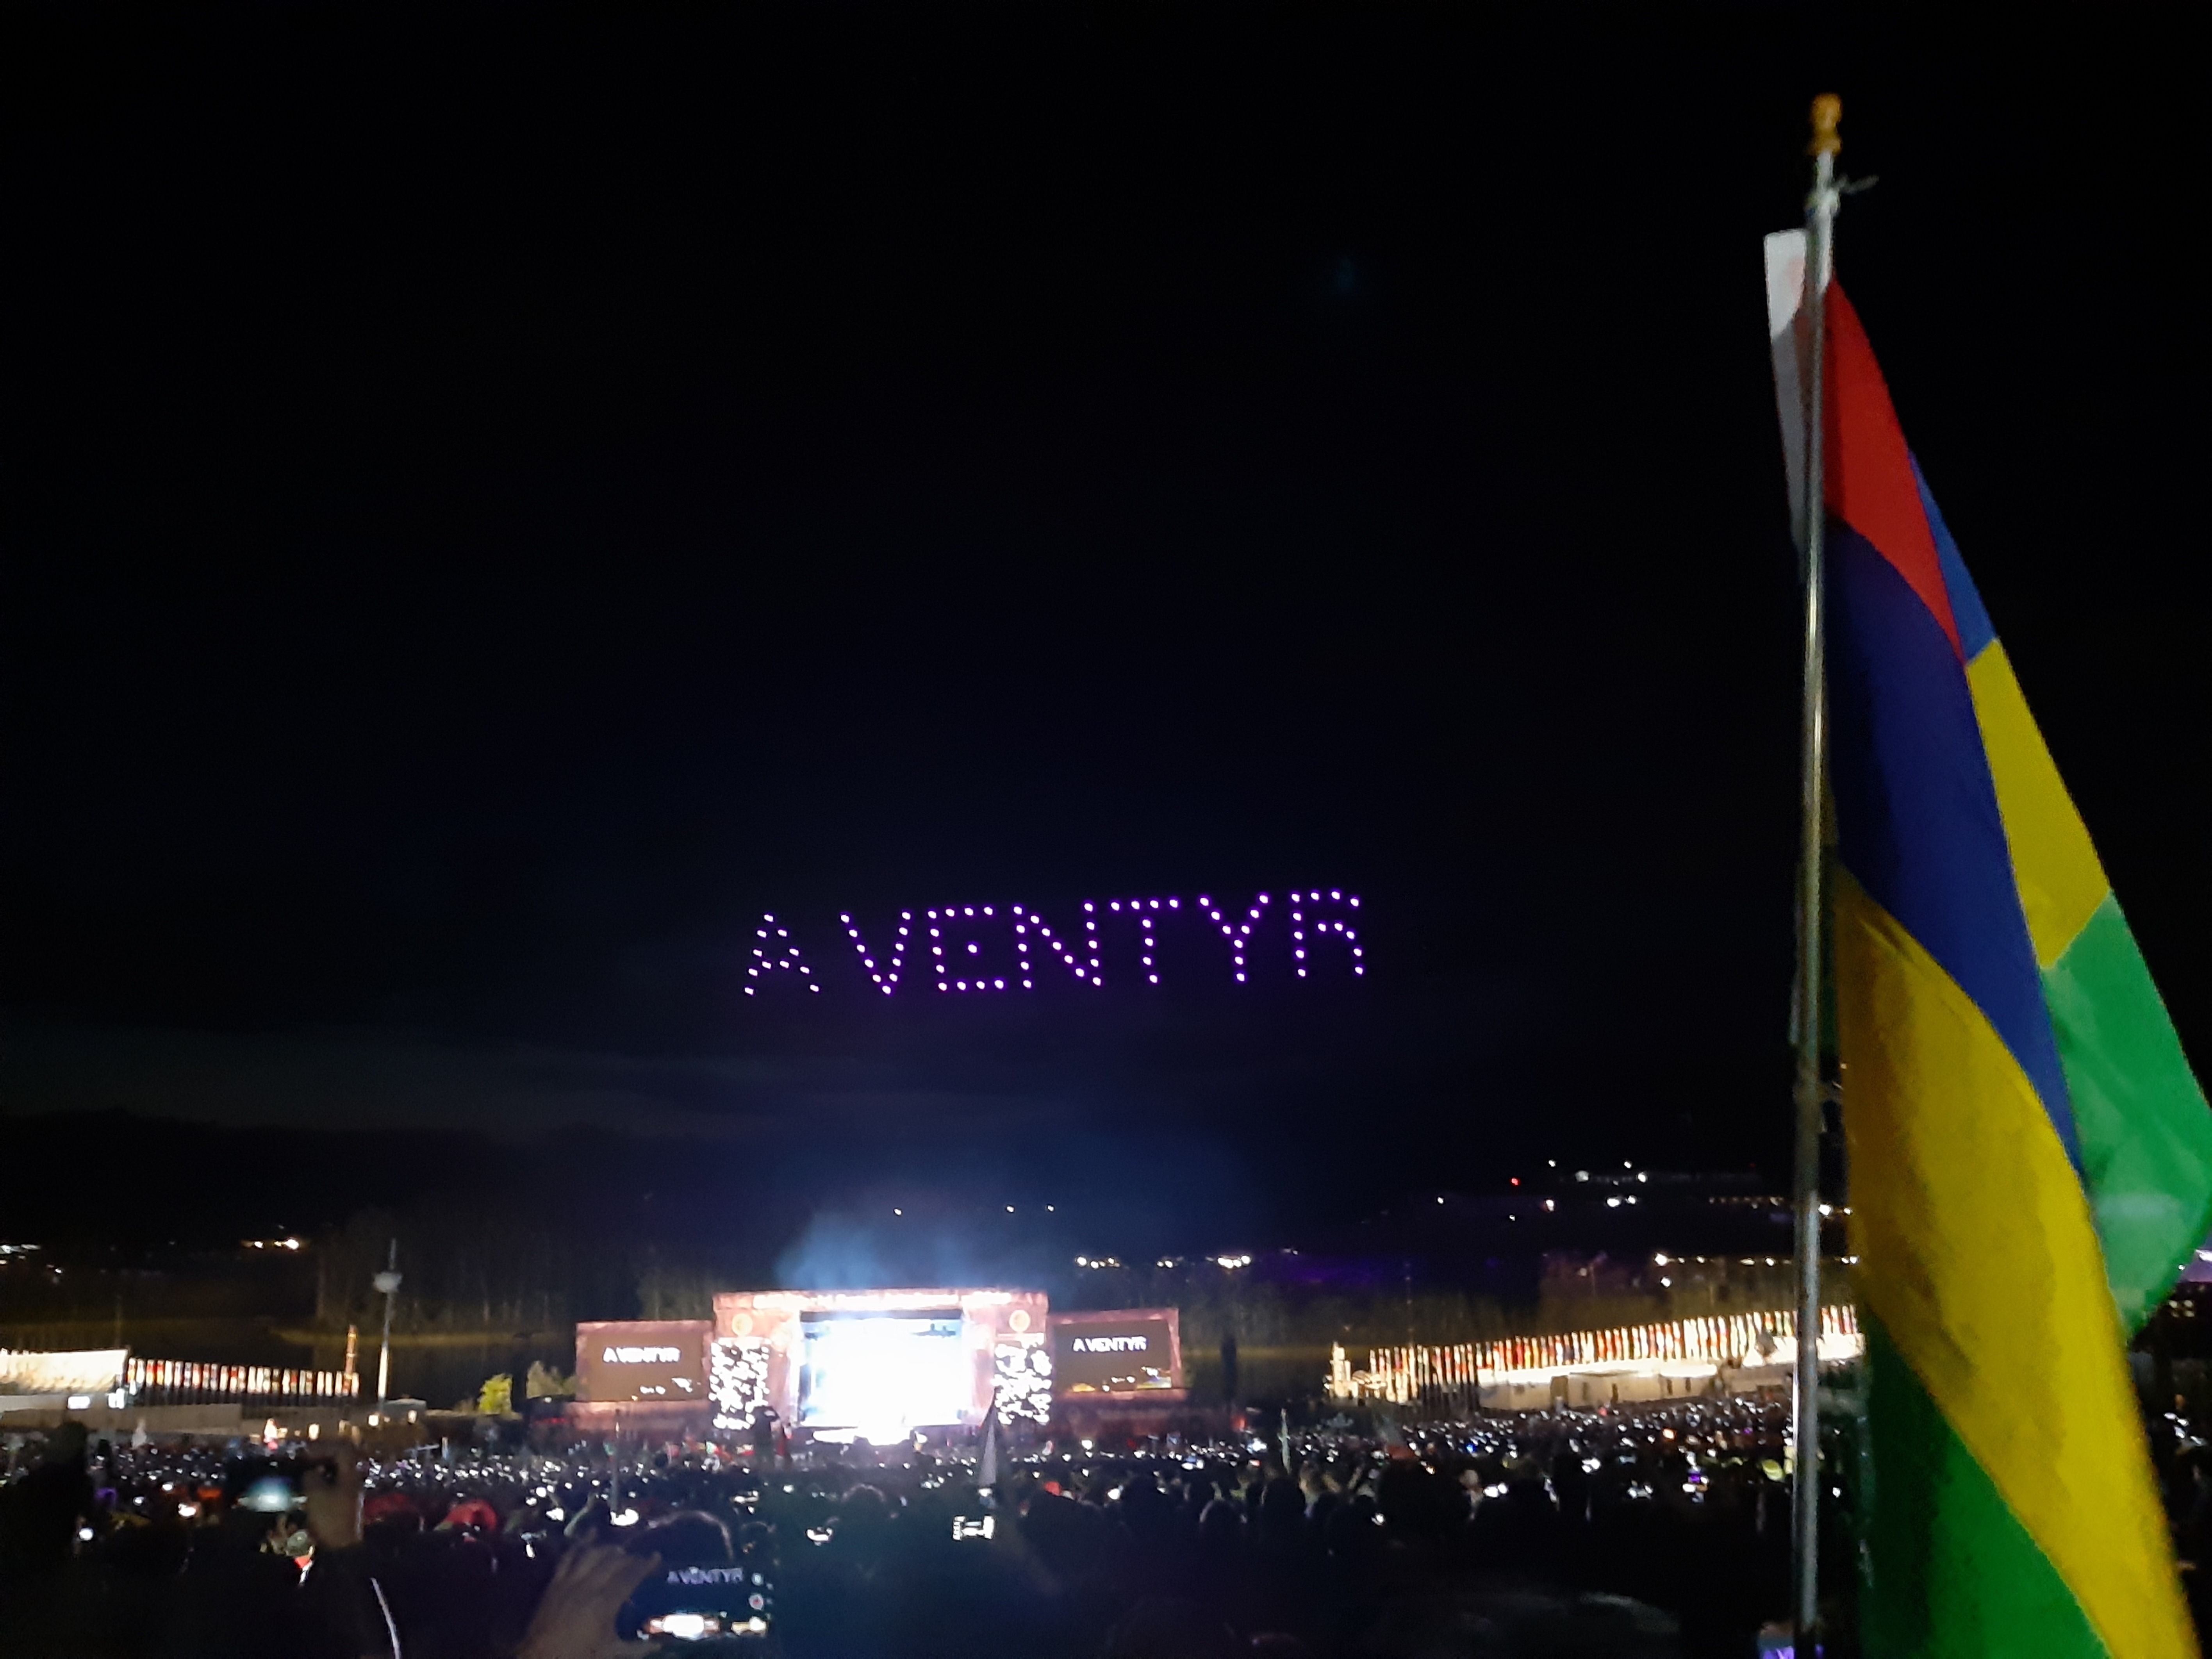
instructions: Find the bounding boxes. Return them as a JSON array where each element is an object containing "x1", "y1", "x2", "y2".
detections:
[{"x1": 295, "y1": 1441, "x2": 402, "y2": 1659}]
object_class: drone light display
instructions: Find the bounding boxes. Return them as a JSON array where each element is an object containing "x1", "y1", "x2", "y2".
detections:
[
  {"x1": 743, "y1": 890, "x2": 1363, "y2": 996},
  {"x1": 747, "y1": 914, "x2": 819, "y2": 994}
]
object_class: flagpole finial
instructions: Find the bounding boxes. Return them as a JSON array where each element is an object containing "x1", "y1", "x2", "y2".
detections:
[{"x1": 1809, "y1": 95, "x2": 1842, "y2": 158}]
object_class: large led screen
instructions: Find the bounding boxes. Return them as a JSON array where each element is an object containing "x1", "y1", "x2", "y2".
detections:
[
  {"x1": 1051, "y1": 1308, "x2": 1182, "y2": 1395},
  {"x1": 797, "y1": 1311, "x2": 969, "y2": 1443},
  {"x1": 574, "y1": 1320, "x2": 712, "y2": 1405},
  {"x1": 712, "y1": 1288, "x2": 1049, "y2": 1436}
]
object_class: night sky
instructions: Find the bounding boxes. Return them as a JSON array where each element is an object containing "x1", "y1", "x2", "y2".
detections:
[{"x1": 5, "y1": 11, "x2": 2202, "y2": 1255}]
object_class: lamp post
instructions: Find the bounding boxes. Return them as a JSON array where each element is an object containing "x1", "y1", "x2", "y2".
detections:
[{"x1": 373, "y1": 1240, "x2": 401, "y2": 1408}]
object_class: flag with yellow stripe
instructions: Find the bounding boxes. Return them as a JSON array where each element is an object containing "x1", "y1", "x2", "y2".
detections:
[
  {"x1": 1952, "y1": 535, "x2": 2212, "y2": 1333},
  {"x1": 1775, "y1": 257, "x2": 2210, "y2": 1656}
]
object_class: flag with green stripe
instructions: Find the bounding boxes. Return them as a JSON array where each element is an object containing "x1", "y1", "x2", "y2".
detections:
[
  {"x1": 1766, "y1": 229, "x2": 2210, "y2": 1656},
  {"x1": 1938, "y1": 480, "x2": 2212, "y2": 1332}
]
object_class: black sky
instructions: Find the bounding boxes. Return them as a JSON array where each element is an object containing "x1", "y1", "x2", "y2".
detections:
[{"x1": 4, "y1": 9, "x2": 2203, "y2": 1245}]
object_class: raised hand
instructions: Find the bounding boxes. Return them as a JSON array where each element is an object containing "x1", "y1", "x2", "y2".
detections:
[{"x1": 516, "y1": 1542, "x2": 662, "y2": 1659}]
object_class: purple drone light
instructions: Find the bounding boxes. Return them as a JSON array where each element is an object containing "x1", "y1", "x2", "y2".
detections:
[
  {"x1": 1200, "y1": 891, "x2": 1272, "y2": 983},
  {"x1": 1290, "y1": 890, "x2": 1364, "y2": 978},
  {"x1": 788, "y1": 888, "x2": 1364, "y2": 1001},
  {"x1": 744, "y1": 911, "x2": 821, "y2": 994},
  {"x1": 840, "y1": 908, "x2": 915, "y2": 994}
]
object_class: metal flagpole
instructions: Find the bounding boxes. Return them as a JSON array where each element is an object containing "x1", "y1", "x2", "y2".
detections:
[
  {"x1": 1791, "y1": 91, "x2": 1843, "y2": 1654},
  {"x1": 373, "y1": 1239, "x2": 402, "y2": 1408}
]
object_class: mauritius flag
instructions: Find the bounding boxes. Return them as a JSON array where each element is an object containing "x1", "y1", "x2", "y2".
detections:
[{"x1": 1765, "y1": 232, "x2": 2212, "y2": 1657}]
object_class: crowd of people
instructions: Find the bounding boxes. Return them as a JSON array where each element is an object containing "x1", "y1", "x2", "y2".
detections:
[
  {"x1": 0, "y1": 1395, "x2": 1839, "y2": 1658},
  {"x1": 16, "y1": 1387, "x2": 2203, "y2": 1656}
]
